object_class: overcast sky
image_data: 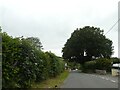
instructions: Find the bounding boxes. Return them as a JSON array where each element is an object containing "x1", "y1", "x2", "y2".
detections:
[{"x1": 0, "y1": 0, "x2": 119, "y2": 57}]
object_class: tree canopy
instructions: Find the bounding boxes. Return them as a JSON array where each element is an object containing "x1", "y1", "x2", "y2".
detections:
[{"x1": 62, "y1": 26, "x2": 113, "y2": 64}]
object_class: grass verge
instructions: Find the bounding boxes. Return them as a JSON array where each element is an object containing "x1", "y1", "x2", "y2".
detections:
[{"x1": 31, "y1": 70, "x2": 69, "y2": 88}]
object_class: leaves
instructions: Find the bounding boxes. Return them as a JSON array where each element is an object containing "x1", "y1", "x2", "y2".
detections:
[
  {"x1": 82, "y1": 58, "x2": 112, "y2": 73},
  {"x1": 62, "y1": 26, "x2": 113, "y2": 64},
  {"x1": 2, "y1": 31, "x2": 65, "y2": 88}
]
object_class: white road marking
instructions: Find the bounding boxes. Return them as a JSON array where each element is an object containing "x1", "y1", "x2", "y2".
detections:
[
  {"x1": 110, "y1": 80, "x2": 116, "y2": 83},
  {"x1": 90, "y1": 75, "x2": 117, "y2": 83},
  {"x1": 101, "y1": 77, "x2": 105, "y2": 79},
  {"x1": 105, "y1": 78, "x2": 109, "y2": 80}
]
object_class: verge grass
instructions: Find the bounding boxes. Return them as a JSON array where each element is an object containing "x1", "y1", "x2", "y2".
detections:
[{"x1": 31, "y1": 70, "x2": 69, "y2": 88}]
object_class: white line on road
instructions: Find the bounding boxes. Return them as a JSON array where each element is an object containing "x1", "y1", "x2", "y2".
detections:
[
  {"x1": 110, "y1": 80, "x2": 116, "y2": 83},
  {"x1": 105, "y1": 78, "x2": 109, "y2": 80},
  {"x1": 90, "y1": 75, "x2": 117, "y2": 83},
  {"x1": 101, "y1": 77, "x2": 105, "y2": 79}
]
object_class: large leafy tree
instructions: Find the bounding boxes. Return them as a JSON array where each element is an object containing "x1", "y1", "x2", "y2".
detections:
[
  {"x1": 62, "y1": 26, "x2": 113, "y2": 64},
  {"x1": 26, "y1": 37, "x2": 43, "y2": 50}
]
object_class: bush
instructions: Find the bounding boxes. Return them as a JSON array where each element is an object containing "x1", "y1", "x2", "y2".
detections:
[
  {"x1": 95, "y1": 58, "x2": 112, "y2": 72},
  {"x1": 82, "y1": 58, "x2": 112, "y2": 73},
  {"x1": 82, "y1": 60, "x2": 96, "y2": 73},
  {"x1": 111, "y1": 57, "x2": 120, "y2": 64},
  {"x1": 2, "y1": 31, "x2": 65, "y2": 88},
  {"x1": 67, "y1": 62, "x2": 80, "y2": 70},
  {"x1": 45, "y1": 52, "x2": 65, "y2": 77}
]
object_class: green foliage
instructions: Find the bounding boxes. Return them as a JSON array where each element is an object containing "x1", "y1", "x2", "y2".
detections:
[
  {"x1": 45, "y1": 52, "x2": 65, "y2": 77},
  {"x1": 0, "y1": 26, "x2": 2, "y2": 32},
  {"x1": 2, "y1": 31, "x2": 65, "y2": 88},
  {"x1": 26, "y1": 37, "x2": 43, "y2": 50},
  {"x1": 2, "y1": 32, "x2": 21, "y2": 88},
  {"x1": 95, "y1": 58, "x2": 112, "y2": 71},
  {"x1": 82, "y1": 58, "x2": 112, "y2": 73},
  {"x1": 67, "y1": 62, "x2": 80, "y2": 70},
  {"x1": 62, "y1": 26, "x2": 113, "y2": 64},
  {"x1": 111, "y1": 57, "x2": 120, "y2": 64},
  {"x1": 82, "y1": 61, "x2": 96, "y2": 73}
]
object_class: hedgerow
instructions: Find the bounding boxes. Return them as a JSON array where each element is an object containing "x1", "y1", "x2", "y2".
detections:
[
  {"x1": 82, "y1": 58, "x2": 112, "y2": 73},
  {"x1": 2, "y1": 31, "x2": 65, "y2": 88}
]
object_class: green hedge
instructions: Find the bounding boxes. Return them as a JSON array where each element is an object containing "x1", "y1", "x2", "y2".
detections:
[
  {"x1": 95, "y1": 58, "x2": 112, "y2": 72},
  {"x1": 82, "y1": 58, "x2": 112, "y2": 73},
  {"x1": 2, "y1": 32, "x2": 65, "y2": 88},
  {"x1": 111, "y1": 57, "x2": 120, "y2": 64},
  {"x1": 82, "y1": 60, "x2": 96, "y2": 73},
  {"x1": 67, "y1": 61, "x2": 81, "y2": 70},
  {"x1": 45, "y1": 52, "x2": 65, "y2": 78}
]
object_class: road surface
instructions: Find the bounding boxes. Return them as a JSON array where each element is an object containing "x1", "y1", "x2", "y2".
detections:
[{"x1": 60, "y1": 70, "x2": 118, "y2": 88}]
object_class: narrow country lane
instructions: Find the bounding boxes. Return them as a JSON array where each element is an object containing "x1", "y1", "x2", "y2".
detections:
[{"x1": 60, "y1": 71, "x2": 118, "y2": 88}]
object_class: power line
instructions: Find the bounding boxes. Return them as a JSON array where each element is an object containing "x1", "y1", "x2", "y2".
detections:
[{"x1": 105, "y1": 18, "x2": 120, "y2": 35}]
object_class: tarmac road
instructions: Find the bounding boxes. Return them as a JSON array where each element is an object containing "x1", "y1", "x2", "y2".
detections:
[{"x1": 60, "y1": 70, "x2": 118, "y2": 88}]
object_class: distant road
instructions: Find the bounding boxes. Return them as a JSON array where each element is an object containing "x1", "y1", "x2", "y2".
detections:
[{"x1": 60, "y1": 71, "x2": 118, "y2": 88}]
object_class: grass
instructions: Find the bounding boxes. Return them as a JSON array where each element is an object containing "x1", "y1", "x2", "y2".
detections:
[{"x1": 31, "y1": 70, "x2": 69, "y2": 88}]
